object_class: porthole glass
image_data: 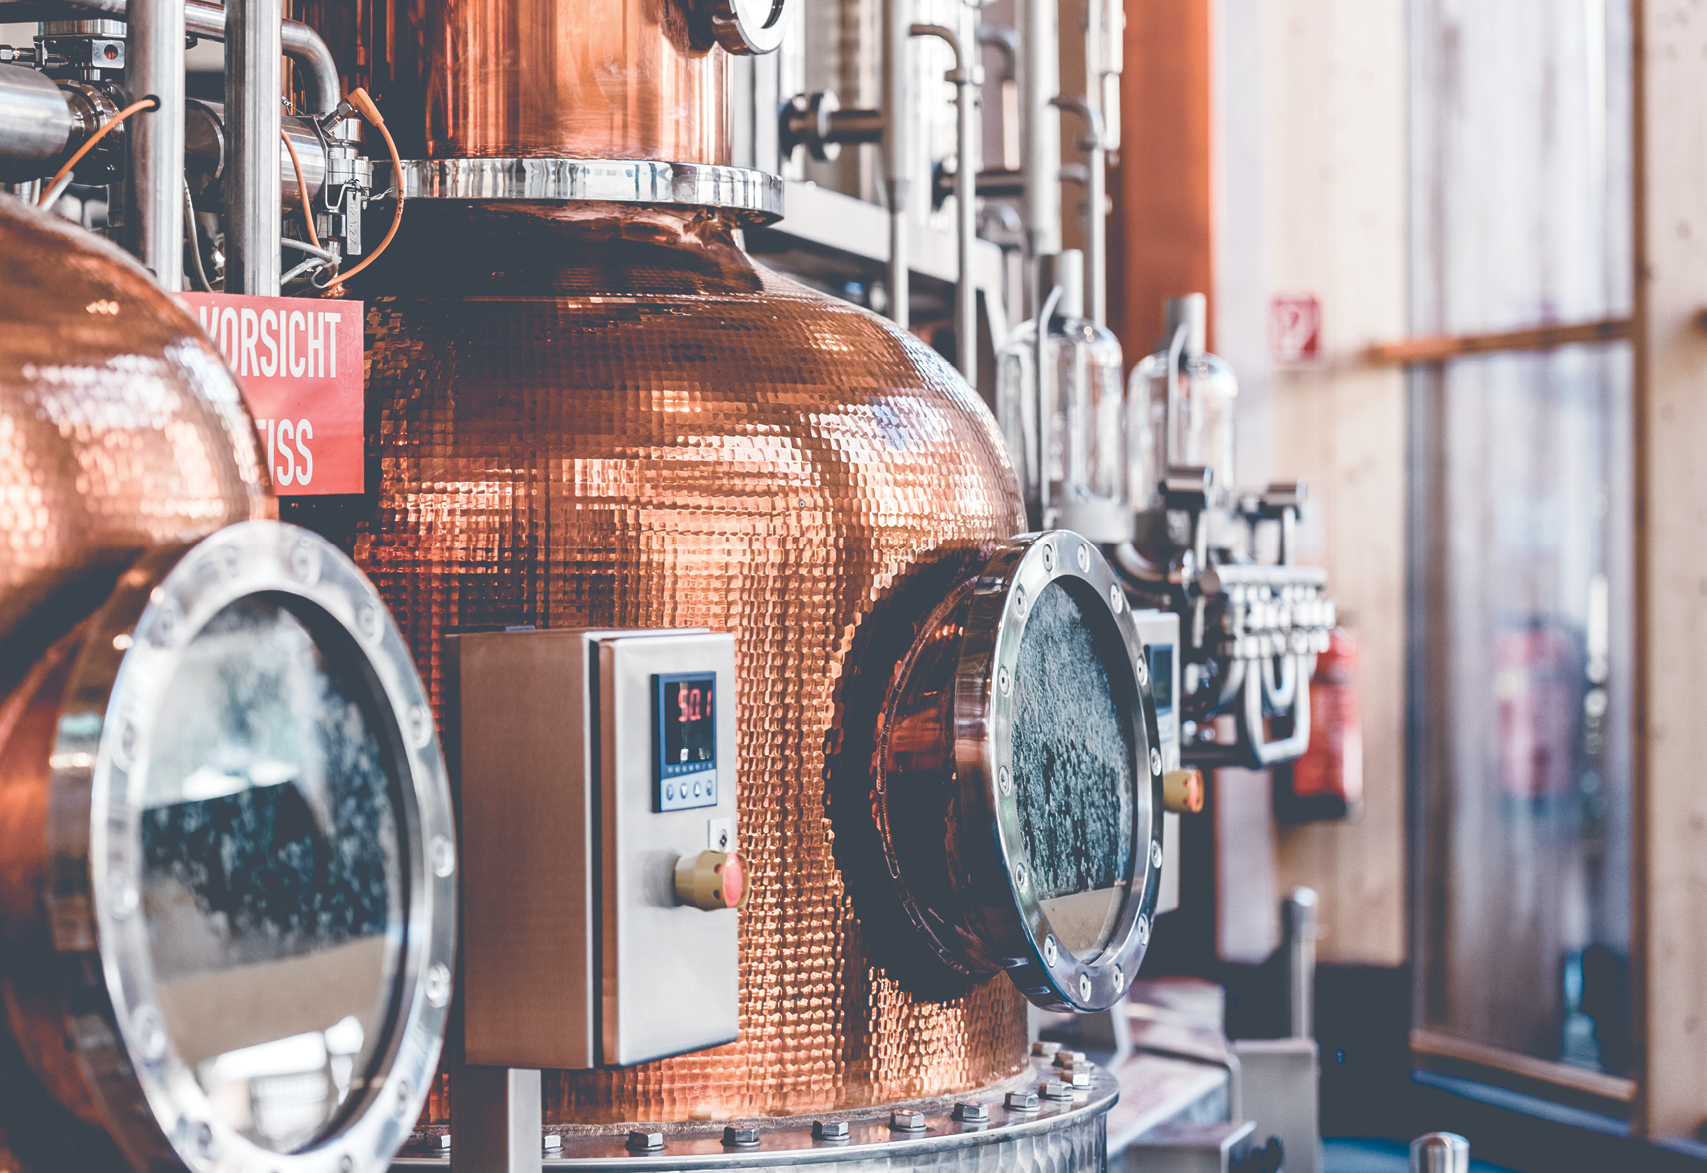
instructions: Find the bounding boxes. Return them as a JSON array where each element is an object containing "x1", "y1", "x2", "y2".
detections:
[
  {"x1": 140, "y1": 595, "x2": 405, "y2": 1154},
  {"x1": 1010, "y1": 580, "x2": 1137, "y2": 961}
]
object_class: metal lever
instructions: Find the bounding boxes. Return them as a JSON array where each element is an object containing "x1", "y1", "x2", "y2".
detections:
[{"x1": 1237, "y1": 653, "x2": 1312, "y2": 767}]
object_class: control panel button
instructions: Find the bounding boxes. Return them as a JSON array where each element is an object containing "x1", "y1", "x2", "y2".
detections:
[{"x1": 674, "y1": 850, "x2": 749, "y2": 911}]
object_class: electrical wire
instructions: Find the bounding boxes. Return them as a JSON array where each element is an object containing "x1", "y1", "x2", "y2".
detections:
[
  {"x1": 183, "y1": 176, "x2": 213, "y2": 291},
  {"x1": 282, "y1": 236, "x2": 338, "y2": 261},
  {"x1": 324, "y1": 87, "x2": 402, "y2": 297},
  {"x1": 281, "y1": 129, "x2": 321, "y2": 251},
  {"x1": 38, "y1": 96, "x2": 158, "y2": 208}
]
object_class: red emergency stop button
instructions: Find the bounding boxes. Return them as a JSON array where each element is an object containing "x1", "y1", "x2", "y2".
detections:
[{"x1": 674, "y1": 850, "x2": 752, "y2": 911}]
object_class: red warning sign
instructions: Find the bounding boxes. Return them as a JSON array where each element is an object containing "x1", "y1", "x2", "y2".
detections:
[{"x1": 180, "y1": 292, "x2": 364, "y2": 496}]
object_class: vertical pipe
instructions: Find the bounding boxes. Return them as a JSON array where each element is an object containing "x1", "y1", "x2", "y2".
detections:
[
  {"x1": 955, "y1": 44, "x2": 977, "y2": 385},
  {"x1": 912, "y1": 20, "x2": 978, "y2": 386},
  {"x1": 1081, "y1": 0, "x2": 1103, "y2": 326},
  {"x1": 226, "y1": 0, "x2": 280, "y2": 295},
  {"x1": 1284, "y1": 886, "x2": 1318, "y2": 1039},
  {"x1": 128, "y1": 0, "x2": 184, "y2": 290},
  {"x1": 882, "y1": 0, "x2": 910, "y2": 328},
  {"x1": 1017, "y1": 0, "x2": 1060, "y2": 311},
  {"x1": 1086, "y1": 139, "x2": 1106, "y2": 326}
]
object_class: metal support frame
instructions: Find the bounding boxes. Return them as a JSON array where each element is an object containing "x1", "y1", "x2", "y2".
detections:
[
  {"x1": 881, "y1": 0, "x2": 909, "y2": 328},
  {"x1": 1017, "y1": 0, "x2": 1059, "y2": 312},
  {"x1": 127, "y1": 0, "x2": 183, "y2": 290},
  {"x1": 225, "y1": 0, "x2": 281, "y2": 294},
  {"x1": 448, "y1": 1065, "x2": 542, "y2": 1173}
]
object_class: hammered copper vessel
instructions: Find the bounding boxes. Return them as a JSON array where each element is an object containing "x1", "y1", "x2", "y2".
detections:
[
  {"x1": 0, "y1": 193, "x2": 271, "y2": 705},
  {"x1": 307, "y1": 201, "x2": 1032, "y2": 1121},
  {"x1": 278, "y1": 0, "x2": 1036, "y2": 1123},
  {"x1": 0, "y1": 192, "x2": 270, "y2": 1170}
]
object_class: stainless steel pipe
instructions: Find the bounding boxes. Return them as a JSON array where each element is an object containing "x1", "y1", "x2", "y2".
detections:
[
  {"x1": 1283, "y1": 887, "x2": 1318, "y2": 1040},
  {"x1": 910, "y1": 20, "x2": 977, "y2": 387},
  {"x1": 882, "y1": 0, "x2": 910, "y2": 328},
  {"x1": 1017, "y1": 0, "x2": 1060, "y2": 304},
  {"x1": 1050, "y1": 95, "x2": 1106, "y2": 327},
  {"x1": 0, "y1": 64, "x2": 73, "y2": 180},
  {"x1": 128, "y1": 0, "x2": 185, "y2": 290},
  {"x1": 225, "y1": 0, "x2": 281, "y2": 294},
  {"x1": 185, "y1": 99, "x2": 326, "y2": 207},
  {"x1": 94, "y1": 0, "x2": 342, "y2": 117}
]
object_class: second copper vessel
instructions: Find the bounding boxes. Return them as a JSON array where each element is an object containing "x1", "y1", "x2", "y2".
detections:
[{"x1": 310, "y1": 202, "x2": 1030, "y2": 1120}]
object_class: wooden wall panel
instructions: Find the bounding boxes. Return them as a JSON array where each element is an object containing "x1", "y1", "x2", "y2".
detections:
[
  {"x1": 1262, "y1": 0, "x2": 1409, "y2": 968},
  {"x1": 1633, "y1": 0, "x2": 1707, "y2": 1139}
]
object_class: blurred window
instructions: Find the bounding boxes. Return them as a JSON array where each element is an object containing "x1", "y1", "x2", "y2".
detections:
[{"x1": 1408, "y1": 0, "x2": 1635, "y2": 1105}]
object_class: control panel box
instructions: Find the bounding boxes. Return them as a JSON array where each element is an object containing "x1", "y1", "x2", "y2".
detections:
[
  {"x1": 449, "y1": 627, "x2": 739, "y2": 1070},
  {"x1": 1133, "y1": 609, "x2": 1183, "y2": 916},
  {"x1": 599, "y1": 633, "x2": 740, "y2": 1065}
]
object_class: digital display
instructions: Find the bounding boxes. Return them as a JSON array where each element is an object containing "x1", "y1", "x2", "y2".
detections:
[
  {"x1": 1148, "y1": 645, "x2": 1174, "y2": 713},
  {"x1": 664, "y1": 678, "x2": 715, "y2": 765},
  {"x1": 654, "y1": 672, "x2": 718, "y2": 811}
]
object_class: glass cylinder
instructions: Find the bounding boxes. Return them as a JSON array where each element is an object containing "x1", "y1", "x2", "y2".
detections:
[
  {"x1": 1128, "y1": 293, "x2": 1239, "y2": 510},
  {"x1": 996, "y1": 251, "x2": 1131, "y2": 540}
]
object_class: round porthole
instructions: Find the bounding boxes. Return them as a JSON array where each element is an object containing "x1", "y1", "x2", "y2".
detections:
[
  {"x1": 0, "y1": 521, "x2": 455, "y2": 1173},
  {"x1": 872, "y1": 531, "x2": 1163, "y2": 1011}
]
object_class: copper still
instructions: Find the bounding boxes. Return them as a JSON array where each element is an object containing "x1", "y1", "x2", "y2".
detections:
[
  {"x1": 0, "y1": 191, "x2": 271, "y2": 1168},
  {"x1": 0, "y1": 193, "x2": 271, "y2": 702},
  {"x1": 0, "y1": 193, "x2": 460, "y2": 1173},
  {"x1": 321, "y1": 201, "x2": 1032, "y2": 1122},
  {"x1": 282, "y1": 0, "x2": 1040, "y2": 1125}
]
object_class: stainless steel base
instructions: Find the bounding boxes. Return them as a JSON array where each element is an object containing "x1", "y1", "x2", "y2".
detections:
[
  {"x1": 376, "y1": 158, "x2": 785, "y2": 223},
  {"x1": 393, "y1": 1058, "x2": 1115, "y2": 1171}
]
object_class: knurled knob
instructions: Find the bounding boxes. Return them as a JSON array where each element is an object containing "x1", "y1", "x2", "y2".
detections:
[{"x1": 674, "y1": 850, "x2": 750, "y2": 911}]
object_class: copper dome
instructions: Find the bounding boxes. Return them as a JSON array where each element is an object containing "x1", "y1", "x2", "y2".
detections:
[
  {"x1": 0, "y1": 193, "x2": 271, "y2": 703},
  {"x1": 305, "y1": 201, "x2": 1033, "y2": 1121}
]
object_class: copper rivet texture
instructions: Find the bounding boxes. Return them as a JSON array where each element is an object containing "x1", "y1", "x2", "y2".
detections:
[
  {"x1": 323, "y1": 203, "x2": 1029, "y2": 1121},
  {"x1": 0, "y1": 193, "x2": 271, "y2": 695},
  {"x1": 0, "y1": 192, "x2": 269, "y2": 1170}
]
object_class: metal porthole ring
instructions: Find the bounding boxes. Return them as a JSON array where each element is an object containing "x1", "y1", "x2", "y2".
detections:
[
  {"x1": 957, "y1": 531, "x2": 1166, "y2": 1013},
  {"x1": 42, "y1": 520, "x2": 456, "y2": 1173},
  {"x1": 704, "y1": 0, "x2": 795, "y2": 54}
]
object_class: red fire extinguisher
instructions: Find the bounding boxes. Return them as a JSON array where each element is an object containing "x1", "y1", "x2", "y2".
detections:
[{"x1": 1276, "y1": 627, "x2": 1362, "y2": 823}]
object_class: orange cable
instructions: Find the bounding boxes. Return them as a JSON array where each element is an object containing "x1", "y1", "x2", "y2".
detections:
[
  {"x1": 37, "y1": 96, "x2": 158, "y2": 207},
  {"x1": 324, "y1": 87, "x2": 402, "y2": 297},
  {"x1": 281, "y1": 129, "x2": 321, "y2": 251}
]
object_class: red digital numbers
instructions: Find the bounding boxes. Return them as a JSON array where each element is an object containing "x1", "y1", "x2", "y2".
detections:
[{"x1": 677, "y1": 685, "x2": 710, "y2": 724}]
